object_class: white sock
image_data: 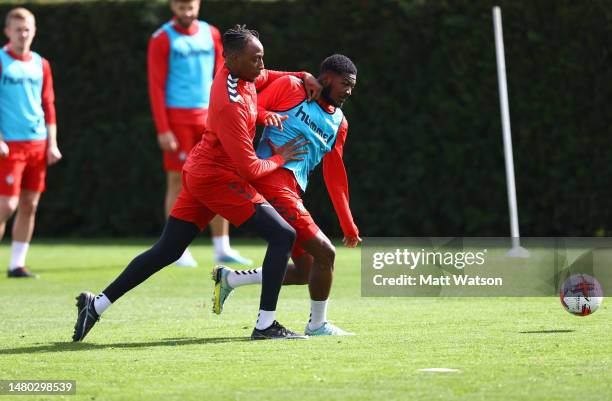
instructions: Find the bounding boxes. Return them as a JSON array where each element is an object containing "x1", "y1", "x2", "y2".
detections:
[
  {"x1": 212, "y1": 235, "x2": 231, "y2": 257},
  {"x1": 227, "y1": 268, "x2": 262, "y2": 288},
  {"x1": 308, "y1": 300, "x2": 328, "y2": 330},
  {"x1": 255, "y1": 310, "x2": 275, "y2": 330},
  {"x1": 93, "y1": 293, "x2": 112, "y2": 316},
  {"x1": 9, "y1": 241, "x2": 30, "y2": 270}
]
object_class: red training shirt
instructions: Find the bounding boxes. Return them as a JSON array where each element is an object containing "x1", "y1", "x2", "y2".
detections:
[{"x1": 184, "y1": 67, "x2": 303, "y2": 181}]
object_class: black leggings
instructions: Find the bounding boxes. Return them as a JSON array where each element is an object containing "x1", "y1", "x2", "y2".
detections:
[
  {"x1": 103, "y1": 204, "x2": 295, "y2": 311},
  {"x1": 240, "y1": 203, "x2": 296, "y2": 311},
  {"x1": 103, "y1": 217, "x2": 199, "y2": 302}
]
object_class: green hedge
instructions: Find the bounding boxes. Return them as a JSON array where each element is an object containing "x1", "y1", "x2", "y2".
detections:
[{"x1": 0, "y1": 0, "x2": 610, "y2": 237}]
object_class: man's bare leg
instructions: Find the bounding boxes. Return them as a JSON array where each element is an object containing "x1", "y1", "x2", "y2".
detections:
[{"x1": 5, "y1": 191, "x2": 39, "y2": 278}]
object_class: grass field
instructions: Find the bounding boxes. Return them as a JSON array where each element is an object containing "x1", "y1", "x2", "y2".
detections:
[{"x1": 0, "y1": 238, "x2": 610, "y2": 401}]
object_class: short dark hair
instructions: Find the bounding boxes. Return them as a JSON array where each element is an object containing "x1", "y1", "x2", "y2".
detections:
[
  {"x1": 223, "y1": 24, "x2": 259, "y2": 55},
  {"x1": 320, "y1": 54, "x2": 357, "y2": 76}
]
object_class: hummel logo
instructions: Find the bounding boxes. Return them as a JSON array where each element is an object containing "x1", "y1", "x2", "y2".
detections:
[
  {"x1": 227, "y1": 74, "x2": 243, "y2": 103},
  {"x1": 230, "y1": 95, "x2": 243, "y2": 102}
]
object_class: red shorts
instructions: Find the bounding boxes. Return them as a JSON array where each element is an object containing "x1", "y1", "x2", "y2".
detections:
[
  {"x1": 253, "y1": 168, "x2": 320, "y2": 257},
  {"x1": 163, "y1": 121, "x2": 207, "y2": 172},
  {"x1": 0, "y1": 140, "x2": 47, "y2": 196},
  {"x1": 170, "y1": 170, "x2": 267, "y2": 229}
]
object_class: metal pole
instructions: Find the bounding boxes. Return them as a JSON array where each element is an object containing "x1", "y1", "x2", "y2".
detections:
[{"x1": 493, "y1": 6, "x2": 529, "y2": 258}]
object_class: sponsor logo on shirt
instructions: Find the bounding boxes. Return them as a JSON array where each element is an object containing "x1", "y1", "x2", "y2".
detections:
[
  {"x1": 2, "y1": 76, "x2": 41, "y2": 86},
  {"x1": 294, "y1": 105, "x2": 334, "y2": 143},
  {"x1": 171, "y1": 48, "x2": 211, "y2": 59}
]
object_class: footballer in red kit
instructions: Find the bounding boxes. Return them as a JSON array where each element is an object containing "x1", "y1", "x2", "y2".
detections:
[
  {"x1": 147, "y1": 0, "x2": 250, "y2": 267},
  {"x1": 211, "y1": 55, "x2": 360, "y2": 336},
  {"x1": 0, "y1": 8, "x2": 62, "y2": 279},
  {"x1": 73, "y1": 25, "x2": 324, "y2": 342}
]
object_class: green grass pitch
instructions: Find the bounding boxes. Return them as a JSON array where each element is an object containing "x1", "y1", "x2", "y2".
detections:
[{"x1": 0, "y1": 239, "x2": 610, "y2": 401}]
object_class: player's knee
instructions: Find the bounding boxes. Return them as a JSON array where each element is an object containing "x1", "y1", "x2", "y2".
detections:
[
  {"x1": 17, "y1": 197, "x2": 39, "y2": 216},
  {"x1": 281, "y1": 224, "x2": 297, "y2": 249},
  {"x1": 0, "y1": 197, "x2": 19, "y2": 217},
  {"x1": 271, "y1": 223, "x2": 296, "y2": 251},
  {"x1": 316, "y1": 242, "x2": 336, "y2": 270},
  {"x1": 295, "y1": 268, "x2": 310, "y2": 284}
]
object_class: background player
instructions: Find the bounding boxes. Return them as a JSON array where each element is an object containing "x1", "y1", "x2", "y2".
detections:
[
  {"x1": 148, "y1": 0, "x2": 251, "y2": 267},
  {"x1": 212, "y1": 55, "x2": 360, "y2": 336},
  {"x1": 0, "y1": 8, "x2": 62, "y2": 278},
  {"x1": 73, "y1": 25, "x2": 323, "y2": 341}
]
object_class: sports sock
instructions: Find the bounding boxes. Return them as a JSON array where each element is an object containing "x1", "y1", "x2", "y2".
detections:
[
  {"x1": 93, "y1": 293, "x2": 112, "y2": 316},
  {"x1": 255, "y1": 310, "x2": 275, "y2": 330},
  {"x1": 212, "y1": 235, "x2": 231, "y2": 257},
  {"x1": 308, "y1": 300, "x2": 328, "y2": 330},
  {"x1": 227, "y1": 268, "x2": 262, "y2": 288},
  {"x1": 9, "y1": 241, "x2": 29, "y2": 270}
]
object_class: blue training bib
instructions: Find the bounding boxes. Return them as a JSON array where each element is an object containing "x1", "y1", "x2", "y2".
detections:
[
  {"x1": 0, "y1": 49, "x2": 47, "y2": 141},
  {"x1": 257, "y1": 99, "x2": 344, "y2": 191},
  {"x1": 162, "y1": 20, "x2": 215, "y2": 109}
]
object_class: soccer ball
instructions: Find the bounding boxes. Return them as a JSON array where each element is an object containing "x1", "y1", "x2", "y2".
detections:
[{"x1": 560, "y1": 274, "x2": 604, "y2": 316}]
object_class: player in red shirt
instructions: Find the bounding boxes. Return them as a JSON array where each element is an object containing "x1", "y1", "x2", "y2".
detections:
[
  {"x1": 211, "y1": 55, "x2": 361, "y2": 336},
  {"x1": 73, "y1": 25, "x2": 323, "y2": 341},
  {"x1": 148, "y1": 0, "x2": 250, "y2": 267},
  {"x1": 0, "y1": 8, "x2": 62, "y2": 278}
]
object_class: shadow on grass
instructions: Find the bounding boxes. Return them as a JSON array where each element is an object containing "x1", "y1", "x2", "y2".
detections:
[
  {"x1": 0, "y1": 336, "x2": 250, "y2": 355},
  {"x1": 519, "y1": 330, "x2": 575, "y2": 334}
]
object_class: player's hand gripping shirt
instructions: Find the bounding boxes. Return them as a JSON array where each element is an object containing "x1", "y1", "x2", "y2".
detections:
[
  {"x1": 255, "y1": 75, "x2": 358, "y2": 237},
  {"x1": 183, "y1": 67, "x2": 304, "y2": 181},
  {"x1": 0, "y1": 46, "x2": 56, "y2": 141}
]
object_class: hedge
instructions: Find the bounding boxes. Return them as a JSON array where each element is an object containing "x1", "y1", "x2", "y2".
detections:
[{"x1": 0, "y1": 0, "x2": 610, "y2": 237}]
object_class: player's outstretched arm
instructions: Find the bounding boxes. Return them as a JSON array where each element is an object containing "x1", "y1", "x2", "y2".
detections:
[
  {"x1": 322, "y1": 122, "x2": 360, "y2": 247},
  {"x1": 256, "y1": 75, "x2": 310, "y2": 129},
  {"x1": 255, "y1": 71, "x2": 322, "y2": 101}
]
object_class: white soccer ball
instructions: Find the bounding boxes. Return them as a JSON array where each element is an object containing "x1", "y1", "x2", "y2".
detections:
[{"x1": 560, "y1": 274, "x2": 603, "y2": 316}]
